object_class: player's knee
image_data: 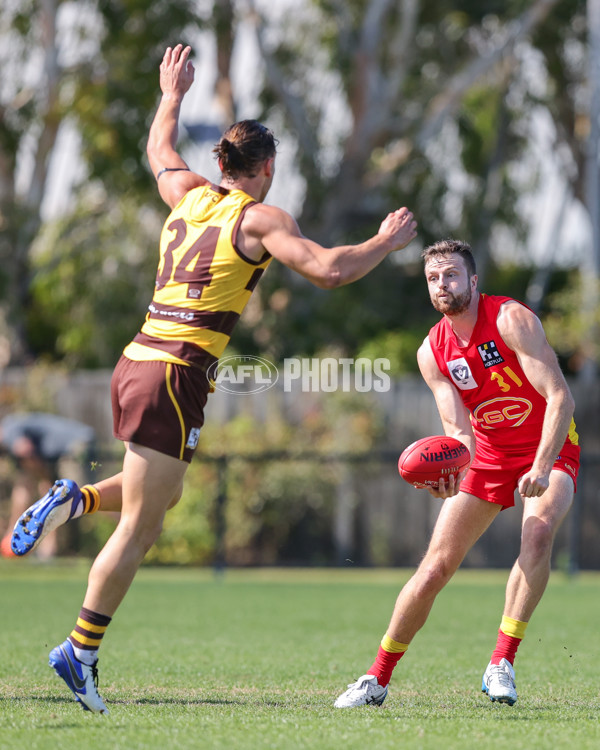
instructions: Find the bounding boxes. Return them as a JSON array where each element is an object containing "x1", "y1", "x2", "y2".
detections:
[
  {"x1": 117, "y1": 515, "x2": 163, "y2": 554},
  {"x1": 415, "y1": 557, "x2": 456, "y2": 594},
  {"x1": 521, "y1": 517, "x2": 555, "y2": 559}
]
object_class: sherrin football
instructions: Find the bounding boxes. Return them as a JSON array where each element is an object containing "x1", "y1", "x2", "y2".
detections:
[{"x1": 398, "y1": 435, "x2": 470, "y2": 489}]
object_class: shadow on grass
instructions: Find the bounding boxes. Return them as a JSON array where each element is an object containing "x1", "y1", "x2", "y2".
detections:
[
  {"x1": 1, "y1": 694, "x2": 248, "y2": 708},
  {"x1": 111, "y1": 697, "x2": 248, "y2": 706}
]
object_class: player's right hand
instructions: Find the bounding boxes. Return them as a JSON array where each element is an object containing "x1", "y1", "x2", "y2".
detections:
[
  {"x1": 160, "y1": 44, "x2": 195, "y2": 98},
  {"x1": 378, "y1": 207, "x2": 417, "y2": 251},
  {"x1": 424, "y1": 467, "x2": 466, "y2": 500}
]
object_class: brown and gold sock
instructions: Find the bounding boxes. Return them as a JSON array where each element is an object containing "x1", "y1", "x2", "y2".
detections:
[
  {"x1": 68, "y1": 606, "x2": 112, "y2": 665},
  {"x1": 79, "y1": 485, "x2": 101, "y2": 515}
]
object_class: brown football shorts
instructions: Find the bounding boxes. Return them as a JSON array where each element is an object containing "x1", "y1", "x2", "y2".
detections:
[{"x1": 111, "y1": 355, "x2": 212, "y2": 463}]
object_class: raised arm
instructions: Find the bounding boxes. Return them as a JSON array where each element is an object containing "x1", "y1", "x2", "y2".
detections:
[
  {"x1": 240, "y1": 203, "x2": 417, "y2": 288},
  {"x1": 417, "y1": 336, "x2": 475, "y2": 498},
  {"x1": 146, "y1": 44, "x2": 209, "y2": 209},
  {"x1": 497, "y1": 301, "x2": 575, "y2": 498}
]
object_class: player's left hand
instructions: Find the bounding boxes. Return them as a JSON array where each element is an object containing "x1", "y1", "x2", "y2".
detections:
[
  {"x1": 160, "y1": 44, "x2": 195, "y2": 98},
  {"x1": 518, "y1": 470, "x2": 550, "y2": 498}
]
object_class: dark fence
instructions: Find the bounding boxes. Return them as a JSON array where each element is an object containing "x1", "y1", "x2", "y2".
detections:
[
  {"x1": 83, "y1": 446, "x2": 600, "y2": 571},
  {"x1": 1, "y1": 368, "x2": 598, "y2": 569}
]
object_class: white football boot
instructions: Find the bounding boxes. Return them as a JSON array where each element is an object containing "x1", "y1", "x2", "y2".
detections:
[
  {"x1": 481, "y1": 658, "x2": 518, "y2": 705},
  {"x1": 334, "y1": 674, "x2": 388, "y2": 708}
]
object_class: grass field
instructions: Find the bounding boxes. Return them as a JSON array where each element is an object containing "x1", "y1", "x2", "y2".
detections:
[{"x1": 1, "y1": 562, "x2": 599, "y2": 750}]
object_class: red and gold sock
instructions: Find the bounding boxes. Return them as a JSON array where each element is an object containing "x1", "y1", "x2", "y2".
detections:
[
  {"x1": 366, "y1": 634, "x2": 409, "y2": 687},
  {"x1": 490, "y1": 615, "x2": 528, "y2": 665},
  {"x1": 80, "y1": 485, "x2": 100, "y2": 514},
  {"x1": 68, "y1": 606, "x2": 111, "y2": 661}
]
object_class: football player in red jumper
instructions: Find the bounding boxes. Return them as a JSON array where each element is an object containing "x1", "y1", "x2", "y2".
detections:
[{"x1": 335, "y1": 239, "x2": 579, "y2": 708}]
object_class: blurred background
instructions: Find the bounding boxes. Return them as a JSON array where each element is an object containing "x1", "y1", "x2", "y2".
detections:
[{"x1": 0, "y1": 0, "x2": 598, "y2": 569}]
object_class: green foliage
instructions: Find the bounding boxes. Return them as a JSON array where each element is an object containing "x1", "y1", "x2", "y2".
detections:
[
  {"x1": 483, "y1": 262, "x2": 534, "y2": 300},
  {"x1": 2, "y1": 0, "x2": 594, "y2": 371},
  {"x1": 141, "y1": 395, "x2": 384, "y2": 566},
  {"x1": 543, "y1": 273, "x2": 600, "y2": 364},
  {"x1": 223, "y1": 457, "x2": 337, "y2": 565},
  {"x1": 0, "y1": 0, "x2": 202, "y2": 363},
  {"x1": 357, "y1": 329, "x2": 428, "y2": 376},
  {"x1": 70, "y1": 0, "x2": 202, "y2": 201},
  {"x1": 236, "y1": 258, "x2": 436, "y2": 365},
  {"x1": 27, "y1": 193, "x2": 160, "y2": 366}
]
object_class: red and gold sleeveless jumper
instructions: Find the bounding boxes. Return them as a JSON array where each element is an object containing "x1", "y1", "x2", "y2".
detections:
[{"x1": 428, "y1": 294, "x2": 579, "y2": 507}]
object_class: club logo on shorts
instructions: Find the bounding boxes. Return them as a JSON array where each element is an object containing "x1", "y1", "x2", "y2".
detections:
[
  {"x1": 447, "y1": 357, "x2": 478, "y2": 390},
  {"x1": 477, "y1": 340, "x2": 504, "y2": 368},
  {"x1": 186, "y1": 427, "x2": 201, "y2": 449}
]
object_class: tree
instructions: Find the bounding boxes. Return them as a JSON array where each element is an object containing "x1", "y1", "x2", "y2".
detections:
[
  {"x1": 0, "y1": 0, "x2": 201, "y2": 364},
  {"x1": 0, "y1": 0, "x2": 64, "y2": 362},
  {"x1": 1, "y1": 0, "x2": 592, "y2": 372},
  {"x1": 228, "y1": 0, "x2": 570, "y2": 367}
]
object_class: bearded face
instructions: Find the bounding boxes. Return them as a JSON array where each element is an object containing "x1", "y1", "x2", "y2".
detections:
[
  {"x1": 425, "y1": 254, "x2": 475, "y2": 316},
  {"x1": 431, "y1": 284, "x2": 472, "y2": 315}
]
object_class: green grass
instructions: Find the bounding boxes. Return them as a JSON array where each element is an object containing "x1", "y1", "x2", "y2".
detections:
[{"x1": 1, "y1": 563, "x2": 599, "y2": 750}]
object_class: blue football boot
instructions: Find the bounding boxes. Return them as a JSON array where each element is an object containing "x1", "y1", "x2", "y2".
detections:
[
  {"x1": 49, "y1": 639, "x2": 108, "y2": 713},
  {"x1": 11, "y1": 479, "x2": 82, "y2": 556}
]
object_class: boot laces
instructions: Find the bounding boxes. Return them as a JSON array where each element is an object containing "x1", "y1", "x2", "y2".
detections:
[
  {"x1": 91, "y1": 662, "x2": 100, "y2": 689},
  {"x1": 491, "y1": 664, "x2": 513, "y2": 688}
]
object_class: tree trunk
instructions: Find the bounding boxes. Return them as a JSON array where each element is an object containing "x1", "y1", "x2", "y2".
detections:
[{"x1": 581, "y1": 0, "x2": 600, "y2": 380}]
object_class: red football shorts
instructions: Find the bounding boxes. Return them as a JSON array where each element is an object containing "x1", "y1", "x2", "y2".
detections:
[{"x1": 459, "y1": 440, "x2": 580, "y2": 509}]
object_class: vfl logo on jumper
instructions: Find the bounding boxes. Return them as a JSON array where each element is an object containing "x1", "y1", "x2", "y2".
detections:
[
  {"x1": 207, "y1": 355, "x2": 279, "y2": 394},
  {"x1": 447, "y1": 357, "x2": 477, "y2": 390},
  {"x1": 186, "y1": 428, "x2": 201, "y2": 449},
  {"x1": 473, "y1": 397, "x2": 533, "y2": 429},
  {"x1": 477, "y1": 340, "x2": 504, "y2": 368}
]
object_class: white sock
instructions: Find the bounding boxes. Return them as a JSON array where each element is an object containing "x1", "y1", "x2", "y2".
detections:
[{"x1": 73, "y1": 645, "x2": 98, "y2": 665}]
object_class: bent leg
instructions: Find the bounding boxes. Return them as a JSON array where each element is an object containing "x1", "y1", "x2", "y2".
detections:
[
  {"x1": 386, "y1": 492, "x2": 501, "y2": 643},
  {"x1": 91, "y1": 472, "x2": 124, "y2": 512},
  {"x1": 82, "y1": 444, "x2": 188, "y2": 616},
  {"x1": 334, "y1": 492, "x2": 501, "y2": 707},
  {"x1": 503, "y1": 470, "x2": 574, "y2": 622},
  {"x1": 90, "y1": 470, "x2": 182, "y2": 512}
]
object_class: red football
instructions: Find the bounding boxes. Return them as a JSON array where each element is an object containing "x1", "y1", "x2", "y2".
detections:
[{"x1": 398, "y1": 435, "x2": 470, "y2": 489}]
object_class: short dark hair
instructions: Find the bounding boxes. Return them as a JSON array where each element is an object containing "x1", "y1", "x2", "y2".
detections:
[
  {"x1": 421, "y1": 239, "x2": 476, "y2": 277},
  {"x1": 212, "y1": 120, "x2": 278, "y2": 179}
]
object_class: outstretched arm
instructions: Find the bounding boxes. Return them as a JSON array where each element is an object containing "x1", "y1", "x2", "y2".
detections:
[
  {"x1": 241, "y1": 203, "x2": 417, "y2": 288},
  {"x1": 146, "y1": 44, "x2": 209, "y2": 208}
]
